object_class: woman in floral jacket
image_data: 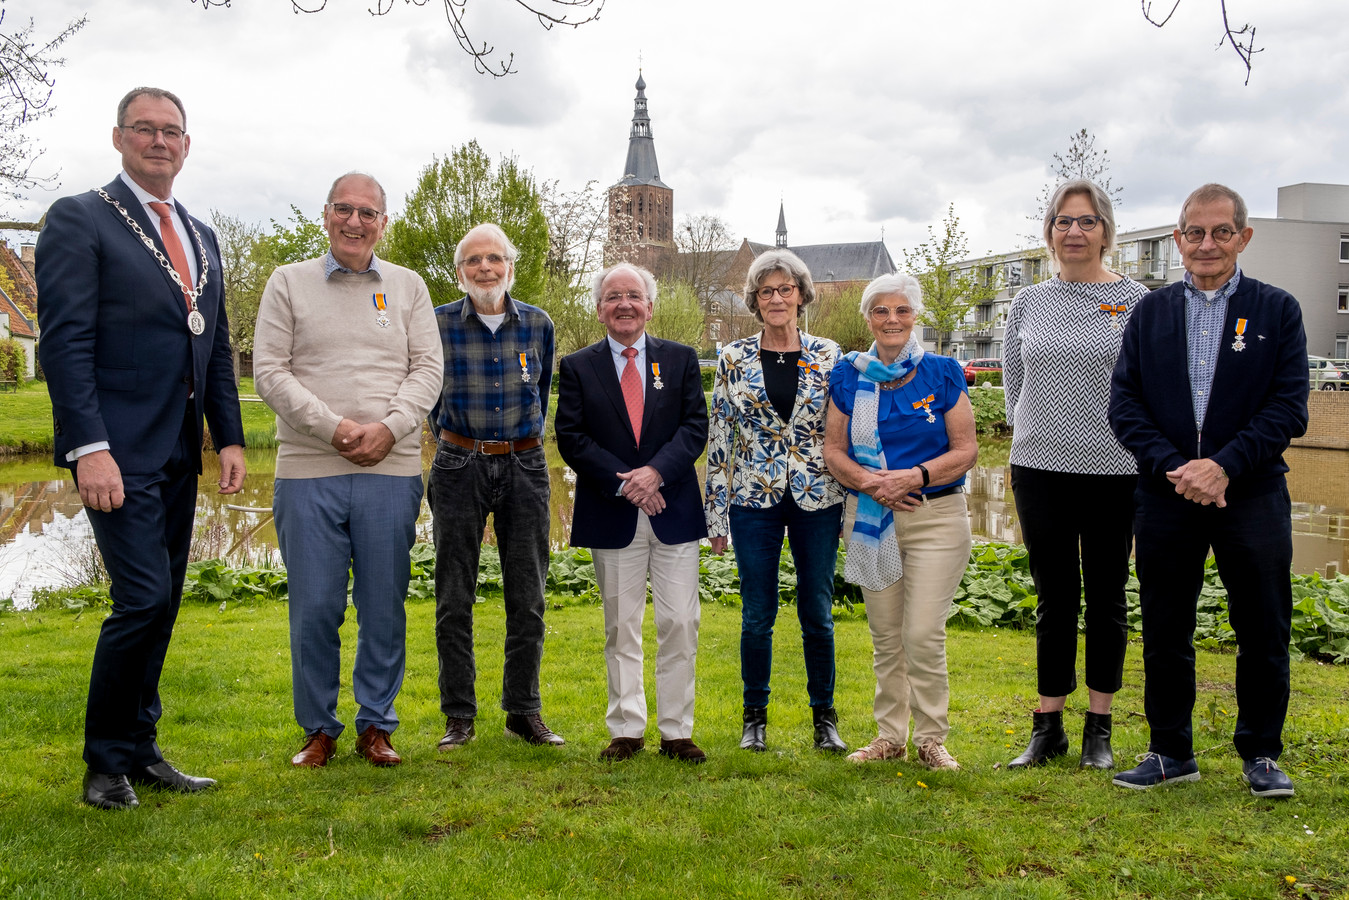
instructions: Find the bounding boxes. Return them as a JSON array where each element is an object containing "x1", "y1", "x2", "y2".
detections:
[{"x1": 705, "y1": 249, "x2": 846, "y2": 754}]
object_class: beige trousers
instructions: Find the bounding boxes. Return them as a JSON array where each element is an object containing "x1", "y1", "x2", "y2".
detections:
[
  {"x1": 844, "y1": 492, "x2": 972, "y2": 746},
  {"x1": 592, "y1": 511, "x2": 701, "y2": 740}
]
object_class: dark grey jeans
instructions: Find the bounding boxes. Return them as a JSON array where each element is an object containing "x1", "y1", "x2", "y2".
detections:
[{"x1": 429, "y1": 440, "x2": 551, "y2": 719}]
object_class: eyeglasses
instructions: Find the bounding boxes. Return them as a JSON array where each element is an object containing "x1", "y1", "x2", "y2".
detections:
[
  {"x1": 602, "y1": 290, "x2": 646, "y2": 303},
  {"x1": 1051, "y1": 215, "x2": 1102, "y2": 232},
  {"x1": 868, "y1": 305, "x2": 915, "y2": 319},
  {"x1": 328, "y1": 203, "x2": 384, "y2": 225},
  {"x1": 461, "y1": 253, "x2": 507, "y2": 267},
  {"x1": 120, "y1": 123, "x2": 185, "y2": 143},
  {"x1": 756, "y1": 283, "x2": 798, "y2": 301},
  {"x1": 1180, "y1": 225, "x2": 1238, "y2": 244}
]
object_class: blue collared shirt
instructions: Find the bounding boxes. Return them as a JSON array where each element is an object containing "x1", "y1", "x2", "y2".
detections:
[
  {"x1": 323, "y1": 250, "x2": 383, "y2": 280},
  {"x1": 1183, "y1": 266, "x2": 1242, "y2": 430},
  {"x1": 432, "y1": 292, "x2": 555, "y2": 441}
]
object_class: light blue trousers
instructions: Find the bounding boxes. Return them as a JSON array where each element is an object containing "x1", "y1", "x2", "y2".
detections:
[{"x1": 275, "y1": 473, "x2": 424, "y2": 739}]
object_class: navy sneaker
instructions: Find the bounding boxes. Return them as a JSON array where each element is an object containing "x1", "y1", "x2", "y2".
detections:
[
  {"x1": 1242, "y1": 757, "x2": 1295, "y2": 798},
  {"x1": 1112, "y1": 752, "x2": 1201, "y2": 790}
]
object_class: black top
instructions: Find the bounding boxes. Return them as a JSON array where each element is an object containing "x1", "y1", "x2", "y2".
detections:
[{"x1": 761, "y1": 349, "x2": 801, "y2": 421}]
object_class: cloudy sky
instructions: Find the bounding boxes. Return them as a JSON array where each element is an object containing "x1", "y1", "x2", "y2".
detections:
[{"x1": 7, "y1": 0, "x2": 1348, "y2": 263}]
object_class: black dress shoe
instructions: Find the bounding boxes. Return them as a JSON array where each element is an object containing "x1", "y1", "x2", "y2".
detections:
[
  {"x1": 504, "y1": 712, "x2": 566, "y2": 746},
  {"x1": 1008, "y1": 710, "x2": 1069, "y2": 769},
  {"x1": 130, "y1": 760, "x2": 217, "y2": 793},
  {"x1": 83, "y1": 771, "x2": 139, "y2": 810}
]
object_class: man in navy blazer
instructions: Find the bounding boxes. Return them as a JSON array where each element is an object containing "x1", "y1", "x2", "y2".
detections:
[
  {"x1": 36, "y1": 87, "x2": 246, "y2": 810},
  {"x1": 1109, "y1": 183, "x2": 1307, "y2": 798},
  {"x1": 555, "y1": 263, "x2": 709, "y2": 762}
]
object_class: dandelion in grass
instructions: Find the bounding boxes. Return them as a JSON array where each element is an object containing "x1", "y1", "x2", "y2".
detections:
[
  {"x1": 916, "y1": 781, "x2": 928, "y2": 789},
  {"x1": 1005, "y1": 728, "x2": 1014, "y2": 734},
  {"x1": 1286, "y1": 876, "x2": 1297, "y2": 884}
]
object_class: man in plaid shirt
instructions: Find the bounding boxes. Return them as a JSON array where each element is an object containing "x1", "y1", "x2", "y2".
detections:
[{"x1": 428, "y1": 223, "x2": 564, "y2": 750}]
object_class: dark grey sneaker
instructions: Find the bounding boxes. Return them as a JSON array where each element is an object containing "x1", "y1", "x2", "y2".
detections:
[
  {"x1": 1242, "y1": 757, "x2": 1294, "y2": 798},
  {"x1": 1112, "y1": 752, "x2": 1200, "y2": 790}
]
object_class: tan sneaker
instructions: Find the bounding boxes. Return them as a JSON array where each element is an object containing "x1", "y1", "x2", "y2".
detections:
[
  {"x1": 847, "y1": 737, "x2": 907, "y2": 764},
  {"x1": 917, "y1": 739, "x2": 959, "y2": 770}
]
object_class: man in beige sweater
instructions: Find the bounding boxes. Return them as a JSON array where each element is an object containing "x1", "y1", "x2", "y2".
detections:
[{"x1": 254, "y1": 172, "x2": 443, "y2": 769}]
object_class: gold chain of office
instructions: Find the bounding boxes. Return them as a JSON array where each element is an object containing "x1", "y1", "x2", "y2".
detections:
[{"x1": 95, "y1": 188, "x2": 210, "y2": 305}]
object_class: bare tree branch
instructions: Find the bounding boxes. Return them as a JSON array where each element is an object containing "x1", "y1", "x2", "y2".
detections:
[
  {"x1": 1141, "y1": 0, "x2": 1261, "y2": 85},
  {"x1": 183, "y1": 0, "x2": 602, "y2": 78}
]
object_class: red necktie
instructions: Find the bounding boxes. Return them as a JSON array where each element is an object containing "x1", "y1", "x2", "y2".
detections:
[
  {"x1": 148, "y1": 201, "x2": 192, "y2": 311},
  {"x1": 620, "y1": 346, "x2": 643, "y2": 445}
]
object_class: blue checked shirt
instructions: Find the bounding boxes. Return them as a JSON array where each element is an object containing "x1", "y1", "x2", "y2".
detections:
[
  {"x1": 432, "y1": 292, "x2": 555, "y2": 441},
  {"x1": 1183, "y1": 265, "x2": 1242, "y2": 431}
]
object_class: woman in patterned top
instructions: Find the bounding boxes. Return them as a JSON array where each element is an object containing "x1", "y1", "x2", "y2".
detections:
[
  {"x1": 1003, "y1": 179, "x2": 1149, "y2": 770},
  {"x1": 823, "y1": 273, "x2": 976, "y2": 770},
  {"x1": 704, "y1": 249, "x2": 847, "y2": 754}
]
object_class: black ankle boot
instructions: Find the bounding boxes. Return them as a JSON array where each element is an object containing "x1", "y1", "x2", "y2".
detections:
[
  {"x1": 812, "y1": 706, "x2": 847, "y2": 753},
  {"x1": 1008, "y1": 710, "x2": 1069, "y2": 768},
  {"x1": 1079, "y1": 711, "x2": 1114, "y2": 769},
  {"x1": 740, "y1": 706, "x2": 767, "y2": 752}
]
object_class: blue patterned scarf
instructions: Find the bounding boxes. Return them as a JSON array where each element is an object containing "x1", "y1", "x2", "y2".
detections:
[{"x1": 840, "y1": 336, "x2": 924, "y2": 590}]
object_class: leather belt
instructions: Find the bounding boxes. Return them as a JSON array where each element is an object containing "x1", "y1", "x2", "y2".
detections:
[
  {"x1": 439, "y1": 429, "x2": 541, "y2": 455},
  {"x1": 923, "y1": 485, "x2": 965, "y2": 500}
]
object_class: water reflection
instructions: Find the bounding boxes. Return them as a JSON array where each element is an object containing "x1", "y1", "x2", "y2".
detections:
[{"x1": 3, "y1": 439, "x2": 1346, "y2": 605}]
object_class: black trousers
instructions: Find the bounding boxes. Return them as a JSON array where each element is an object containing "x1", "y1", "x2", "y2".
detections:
[
  {"x1": 1134, "y1": 483, "x2": 1293, "y2": 761},
  {"x1": 1011, "y1": 466, "x2": 1135, "y2": 698},
  {"x1": 79, "y1": 407, "x2": 198, "y2": 774}
]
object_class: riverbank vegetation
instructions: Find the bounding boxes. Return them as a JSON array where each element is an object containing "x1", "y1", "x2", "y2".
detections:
[
  {"x1": 1, "y1": 582, "x2": 1346, "y2": 898},
  {"x1": 17, "y1": 542, "x2": 1349, "y2": 666}
]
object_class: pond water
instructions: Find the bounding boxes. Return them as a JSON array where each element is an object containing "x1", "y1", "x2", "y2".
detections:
[{"x1": 2, "y1": 440, "x2": 1346, "y2": 606}]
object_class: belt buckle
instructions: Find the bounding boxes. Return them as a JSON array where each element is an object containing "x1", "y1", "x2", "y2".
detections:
[{"x1": 479, "y1": 440, "x2": 510, "y2": 455}]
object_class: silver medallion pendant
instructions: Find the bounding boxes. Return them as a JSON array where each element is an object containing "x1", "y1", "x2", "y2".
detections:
[
  {"x1": 377, "y1": 314, "x2": 390, "y2": 328},
  {"x1": 1232, "y1": 338, "x2": 1246, "y2": 352},
  {"x1": 187, "y1": 310, "x2": 206, "y2": 335},
  {"x1": 926, "y1": 412, "x2": 937, "y2": 424},
  {"x1": 654, "y1": 377, "x2": 664, "y2": 390}
]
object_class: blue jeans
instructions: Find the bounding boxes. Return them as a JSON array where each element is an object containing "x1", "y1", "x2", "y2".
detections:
[
  {"x1": 729, "y1": 494, "x2": 843, "y2": 709},
  {"x1": 429, "y1": 442, "x2": 551, "y2": 719},
  {"x1": 274, "y1": 474, "x2": 424, "y2": 739}
]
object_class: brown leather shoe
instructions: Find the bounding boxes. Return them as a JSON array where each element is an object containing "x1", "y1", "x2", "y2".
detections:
[
  {"x1": 437, "y1": 717, "x2": 476, "y2": 752},
  {"x1": 659, "y1": 738, "x2": 707, "y2": 764},
  {"x1": 354, "y1": 725, "x2": 402, "y2": 767},
  {"x1": 291, "y1": 731, "x2": 337, "y2": 768},
  {"x1": 504, "y1": 712, "x2": 565, "y2": 746},
  {"x1": 599, "y1": 736, "x2": 645, "y2": 761}
]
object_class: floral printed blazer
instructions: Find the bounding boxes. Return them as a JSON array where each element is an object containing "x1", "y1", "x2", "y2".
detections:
[{"x1": 703, "y1": 330, "x2": 845, "y2": 538}]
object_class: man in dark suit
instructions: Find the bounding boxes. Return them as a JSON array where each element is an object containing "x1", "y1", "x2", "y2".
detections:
[
  {"x1": 555, "y1": 263, "x2": 709, "y2": 762},
  {"x1": 36, "y1": 87, "x2": 246, "y2": 810}
]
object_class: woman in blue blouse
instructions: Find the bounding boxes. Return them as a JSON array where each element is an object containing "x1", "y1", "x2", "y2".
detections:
[{"x1": 824, "y1": 273, "x2": 976, "y2": 769}]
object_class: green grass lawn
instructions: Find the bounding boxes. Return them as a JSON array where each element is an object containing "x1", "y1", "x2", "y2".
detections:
[
  {"x1": 1, "y1": 596, "x2": 1346, "y2": 898},
  {"x1": 0, "y1": 379, "x2": 57, "y2": 453}
]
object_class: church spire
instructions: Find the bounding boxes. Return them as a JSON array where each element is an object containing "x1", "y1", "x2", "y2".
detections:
[
  {"x1": 776, "y1": 201, "x2": 788, "y2": 248},
  {"x1": 617, "y1": 71, "x2": 668, "y2": 188}
]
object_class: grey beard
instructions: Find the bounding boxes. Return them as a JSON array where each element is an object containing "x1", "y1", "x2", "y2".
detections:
[{"x1": 466, "y1": 283, "x2": 507, "y2": 308}]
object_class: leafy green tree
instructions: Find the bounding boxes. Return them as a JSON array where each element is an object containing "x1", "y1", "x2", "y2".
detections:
[
  {"x1": 211, "y1": 211, "x2": 270, "y2": 377},
  {"x1": 257, "y1": 205, "x2": 328, "y2": 267},
  {"x1": 382, "y1": 141, "x2": 549, "y2": 307},
  {"x1": 650, "y1": 280, "x2": 706, "y2": 349},
  {"x1": 533, "y1": 271, "x2": 604, "y2": 358},
  {"x1": 902, "y1": 204, "x2": 1001, "y2": 355},
  {"x1": 807, "y1": 285, "x2": 871, "y2": 353}
]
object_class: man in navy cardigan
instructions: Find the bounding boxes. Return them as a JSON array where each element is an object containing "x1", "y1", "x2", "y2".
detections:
[
  {"x1": 1108, "y1": 183, "x2": 1308, "y2": 798},
  {"x1": 555, "y1": 263, "x2": 709, "y2": 763}
]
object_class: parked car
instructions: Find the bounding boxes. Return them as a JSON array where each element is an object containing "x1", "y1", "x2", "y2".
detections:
[
  {"x1": 1308, "y1": 355, "x2": 1344, "y2": 390},
  {"x1": 963, "y1": 358, "x2": 1002, "y2": 386}
]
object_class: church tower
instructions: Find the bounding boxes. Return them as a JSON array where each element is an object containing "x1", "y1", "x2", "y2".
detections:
[
  {"x1": 775, "y1": 202, "x2": 788, "y2": 248},
  {"x1": 605, "y1": 72, "x2": 675, "y2": 271}
]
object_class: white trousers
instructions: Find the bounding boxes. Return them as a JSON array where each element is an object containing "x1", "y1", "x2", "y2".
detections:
[
  {"x1": 844, "y1": 492, "x2": 971, "y2": 746},
  {"x1": 592, "y1": 511, "x2": 701, "y2": 740}
]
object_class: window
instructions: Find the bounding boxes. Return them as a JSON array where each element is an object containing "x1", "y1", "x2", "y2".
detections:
[
  {"x1": 1341, "y1": 235, "x2": 1349, "y2": 263},
  {"x1": 1337, "y1": 334, "x2": 1348, "y2": 359},
  {"x1": 1339, "y1": 286, "x2": 1349, "y2": 313}
]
